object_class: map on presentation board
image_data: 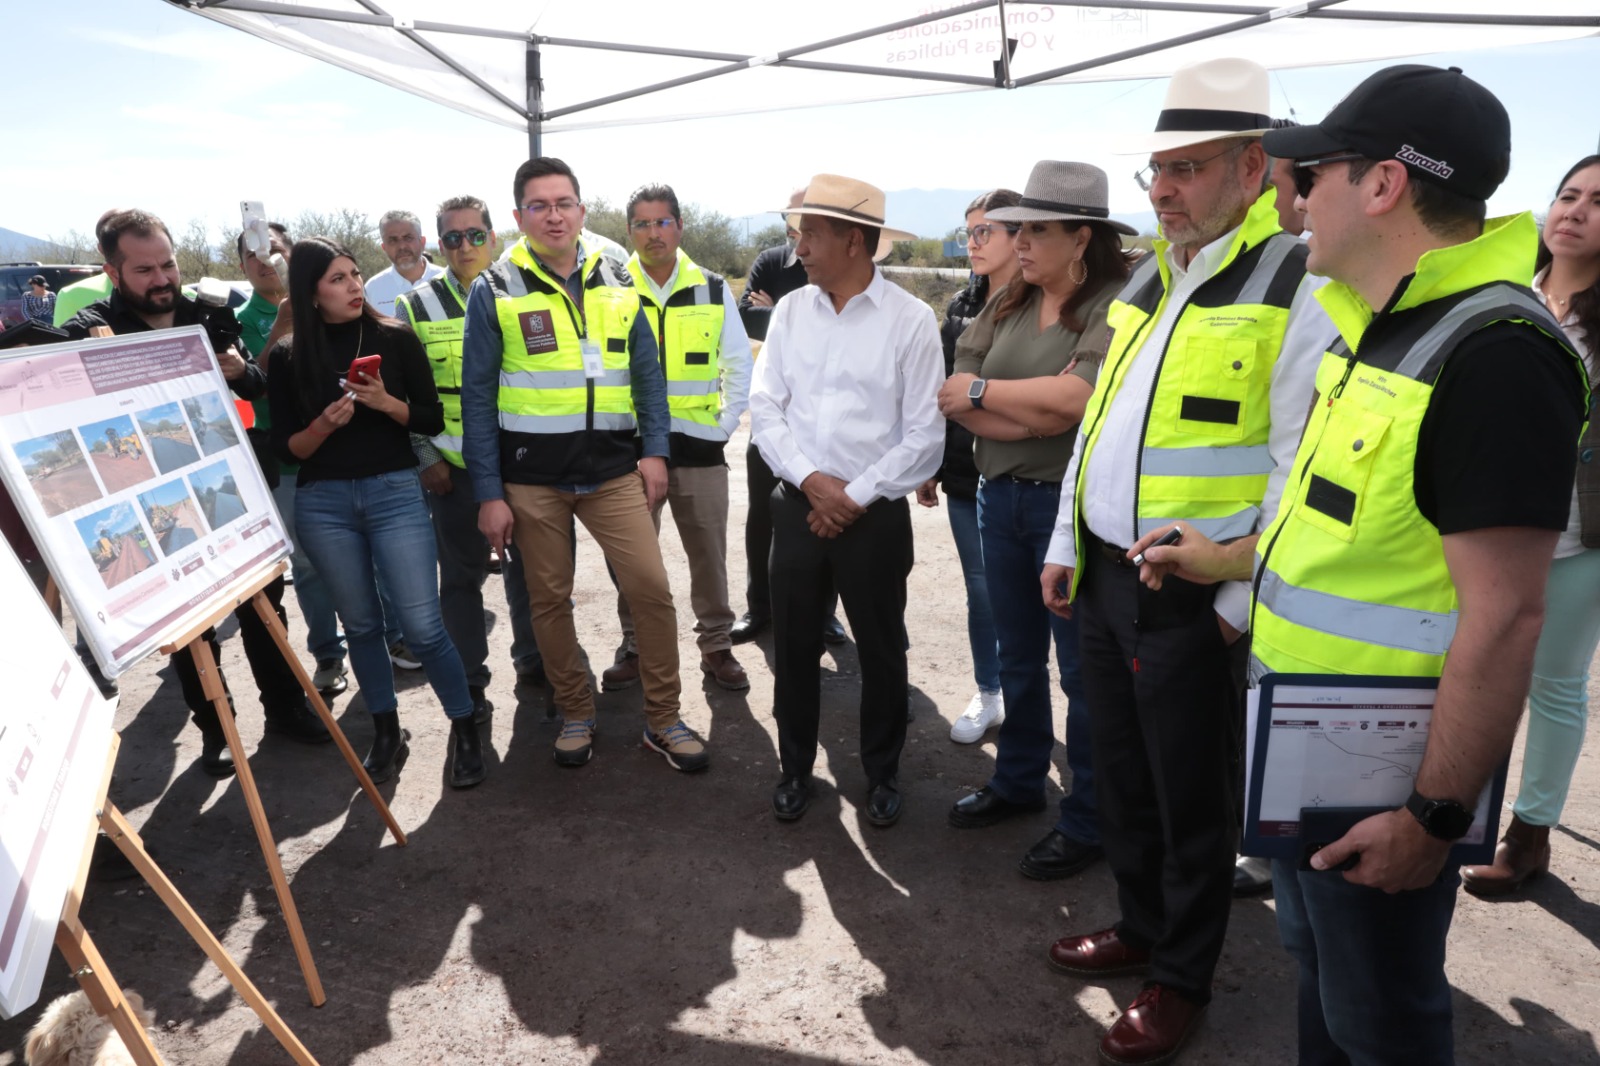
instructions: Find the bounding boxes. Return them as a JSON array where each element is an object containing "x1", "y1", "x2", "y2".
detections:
[{"x1": 0, "y1": 327, "x2": 288, "y2": 677}]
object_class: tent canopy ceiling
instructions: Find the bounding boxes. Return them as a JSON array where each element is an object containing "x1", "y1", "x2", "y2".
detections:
[{"x1": 166, "y1": 0, "x2": 1599, "y2": 146}]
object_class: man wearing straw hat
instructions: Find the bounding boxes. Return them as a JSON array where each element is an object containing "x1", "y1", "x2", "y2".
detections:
[
  {"x1": 1037, "y1": 58, "x2": 1332, "y2": 1063},
  {"x1": 749, "y1": 174, "x2": 943, "y2": 827}
]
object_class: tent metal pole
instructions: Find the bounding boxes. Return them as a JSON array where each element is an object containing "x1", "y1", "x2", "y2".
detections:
[
  {"x1": 182, "y1": 0, "x2": 530, "y2": 39},
  {"x1": 1014, "y1": 0, "x2": 1351, "y2": 87},
  {"x1": 528, "y1": 39, "x2": 543, "y2": 159}
]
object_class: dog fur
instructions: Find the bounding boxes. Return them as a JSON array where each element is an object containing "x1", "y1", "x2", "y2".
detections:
[{"x1": 23, "y1": 989, "x2": 155, "y2": 1066}]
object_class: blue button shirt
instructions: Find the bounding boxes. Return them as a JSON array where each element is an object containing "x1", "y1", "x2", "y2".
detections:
[{"x1": 461, "y1": 240, "x2": 668, "y2": 502}]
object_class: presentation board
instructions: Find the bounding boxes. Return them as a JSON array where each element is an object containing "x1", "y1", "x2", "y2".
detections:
[
  {"x1": 0, "y1": 542, "x2": 118, "y2": 1018},
  {"x1": 0, "y1": 327, "x2": 289, "y2": 677}
]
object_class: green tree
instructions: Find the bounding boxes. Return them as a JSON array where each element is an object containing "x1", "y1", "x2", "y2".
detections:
[{"x1": 288, "y1": 208, "x2": 387, "y2": 281}]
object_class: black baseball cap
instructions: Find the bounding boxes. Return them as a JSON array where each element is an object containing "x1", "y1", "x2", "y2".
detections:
[{"x1": 1262, "y1": 64, "x2": 1510, "y2": 201}]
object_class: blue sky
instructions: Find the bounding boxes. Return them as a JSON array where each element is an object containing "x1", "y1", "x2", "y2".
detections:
[{"x1": 4, "y1": 2, "x2": 1597, "y2": 246}]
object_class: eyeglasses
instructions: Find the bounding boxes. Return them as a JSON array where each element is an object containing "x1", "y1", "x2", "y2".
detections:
[
  {"x1": 519, "y1": 199, "x2": 582, "y2": 218},
  {"x1": 960, "y1": 223, "x2": 1021, "y2": 247},
  {"x1": 628, "y1": 218, "x2": 677, "y2": 233},
  {"x1": 1134, "y1": 144, "x2": 1246, "y2": 192},
  {"x1": 440, "y1": 228, "x2": 489, "y2": 250},
  {"x1": 1291, "y1": 153, "x2": 1368, "y2": 200}
]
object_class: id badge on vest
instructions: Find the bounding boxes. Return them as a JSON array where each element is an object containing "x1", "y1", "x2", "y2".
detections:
[{"x1": 580, "y1": 337, "x2": 605, "y2": 379}]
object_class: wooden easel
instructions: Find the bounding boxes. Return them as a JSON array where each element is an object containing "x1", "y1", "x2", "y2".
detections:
[
  {"x1": 54, "y1": 734, "x2": 319, "y2": 1065},
  {"x1": 156, "y1": 560, "x2": 408, "y2": 1007}
]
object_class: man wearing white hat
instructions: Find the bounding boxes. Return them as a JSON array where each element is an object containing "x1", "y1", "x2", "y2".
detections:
[
  {"x1": 749, "y1": 174, "x2": 943, "y2": 827},
  {"x1": 1037, "y1": 58, "x2": 1332, "y2": 1064}
]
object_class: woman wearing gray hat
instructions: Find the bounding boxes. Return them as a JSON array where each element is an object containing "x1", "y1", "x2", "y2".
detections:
[{"x1": 937, "y1": 159, "x2": 1136, "y2": 877}]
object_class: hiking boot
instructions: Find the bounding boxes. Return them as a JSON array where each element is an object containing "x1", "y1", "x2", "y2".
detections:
[
  {"x1": 554, "y1": 718, "x2": 596, "y2": 767},
  {"x1": 602, "y1": 652, "x2": 641, "y2": 691},
  {"x1": 642, "y1": 720, "x2": 710, "y2": 773}
]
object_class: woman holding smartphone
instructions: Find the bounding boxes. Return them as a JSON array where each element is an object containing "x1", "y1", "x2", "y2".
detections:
[{"x1": 268, "y1": 236, "x2": 485, "y2": 790}]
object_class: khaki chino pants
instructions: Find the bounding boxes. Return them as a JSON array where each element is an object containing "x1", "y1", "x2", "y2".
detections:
[
  {"x1": 615, "y1": 463, "x2": 734, "y2": 656},
  {"x1": 504, "y1": 473, "x2": 680, "y2": 729}
]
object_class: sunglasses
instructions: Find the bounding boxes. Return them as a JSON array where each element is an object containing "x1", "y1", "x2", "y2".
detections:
[
  {"x1": 440, "y1": 228, "x2": 489, "y2": 250},
  {"x1": 629, "y1": 218, "x2": 678, "y2": 233},
  {"x1": 1290, "y1": 153, "x2": 1367, "y2": 200}
]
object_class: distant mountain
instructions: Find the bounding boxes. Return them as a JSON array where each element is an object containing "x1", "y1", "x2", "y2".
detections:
[
  {"x1": 0, "y1": 225, "x2": 45, "y2": 260},
  {"x1": 736, "y1": 193, "x2": 1157, "y2": 240}
]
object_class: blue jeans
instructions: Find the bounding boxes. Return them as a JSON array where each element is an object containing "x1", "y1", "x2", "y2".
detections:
[
  {"x1": 293, "y1": 469, "x2": 472, "y2": 720},
  {"x1": 978, "y1": 476, "x2": 1097, "y2": 844},
  {"x1": 946, "y1": 493, "x2": 1000, "y2": 693},
  {"x1": 1273, "y1": 859, "x2": 1459, "y2": 1065},
  {"x1": 274, "y1": 480, "x2": 403, "y2": 661}
]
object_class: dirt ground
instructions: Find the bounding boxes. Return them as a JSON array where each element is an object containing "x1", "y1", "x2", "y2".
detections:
[
  {"x1": 3, "y1": 421, "x2": 1598, "y2": 1065},
  {"x1": 26, "y1": 459, "x2": 100, "y2": 517}
]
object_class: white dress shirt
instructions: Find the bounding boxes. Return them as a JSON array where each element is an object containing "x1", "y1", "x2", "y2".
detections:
[
  {"x1": 1046, "y1": 224, "x2": 1335, "y2": 630},
  {"x1": 750, "y1": 267, "x2": 945, "y2": 507},
  {"x1": 637, "y1": 258, "x2": 754, "y2": 438},
  {"x1": 366, "y1": 259, "x2": 444, "y2": 318}
]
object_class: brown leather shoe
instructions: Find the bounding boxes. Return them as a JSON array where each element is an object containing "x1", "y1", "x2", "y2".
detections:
[
  {"x1": 601, "y1": 652, "x2": 640, "y2": 691},
  {"x1": 701, "y1": 649, "x2": 750, "y2": 691},
  {"x1": 1462, "y1": 814, "x2": 1551, "y2": 897},
  {"x1": 1048, "y1": 927, "x2": 1151, "y2": 977},
  {"x1": 1100, "y1": 985, "x2": 1204, "y2": 1066}
]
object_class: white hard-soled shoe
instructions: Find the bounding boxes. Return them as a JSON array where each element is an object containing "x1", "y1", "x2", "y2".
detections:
[{"x1": 950, "y1": 689, "x2": 1004, "y2": 744}]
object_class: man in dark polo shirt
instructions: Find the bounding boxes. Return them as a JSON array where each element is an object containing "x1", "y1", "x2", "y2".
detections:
[{"x1": 62, "y1": 209, "x2": 327, "y2": 775}]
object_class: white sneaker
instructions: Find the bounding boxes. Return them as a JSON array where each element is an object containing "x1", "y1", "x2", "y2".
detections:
[{"x1": 950, "y1": 689, "x2": 1004, "y2": 744}]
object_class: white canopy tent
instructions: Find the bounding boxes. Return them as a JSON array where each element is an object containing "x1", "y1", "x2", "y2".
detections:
[{"x1": 164, "y1": 0, "x2": 1598, "y2": 156}]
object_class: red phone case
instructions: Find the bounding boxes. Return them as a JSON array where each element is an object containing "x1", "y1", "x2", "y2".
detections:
[{"x1": 348, "y1": 354, "x2": 382, "y2": 382}]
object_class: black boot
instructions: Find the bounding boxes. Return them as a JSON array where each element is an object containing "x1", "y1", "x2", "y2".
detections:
[
  {"x1": 363, "y1": 712, "x2": 409, "y2": 784},
  {"x1": 449, "y1": 717, "x2": 487, "y2": 789},
  {"x1": 193, "y1": 715, "x2": 236, "y2": 778}
]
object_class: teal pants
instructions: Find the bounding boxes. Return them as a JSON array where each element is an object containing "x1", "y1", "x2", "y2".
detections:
[{"x1": 1514, "y1": 548, "x2": 1600, "y2": 827}]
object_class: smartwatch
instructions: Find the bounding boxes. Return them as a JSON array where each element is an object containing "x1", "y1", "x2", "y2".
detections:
[
  {"x1": 967, "y1": 378, "x2": 988, "y2": 410},
  {"x1": 1404, "y1": 790, "x2": 1474, "y2": 841}
]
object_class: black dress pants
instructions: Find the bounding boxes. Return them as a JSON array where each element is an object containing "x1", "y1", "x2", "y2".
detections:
[
  {"x1": 1076, "y1": 549, "x2": 1238, "y2": 1004},
  {"x1": 744, "y1": 442, "x2": 837, "y2": 621},
  {"x1": 770, "y1": 485, "x2": 911, "y2": 786},
  {"x1": 174, "y1": 575, "x2": 307, "y2": 731}
]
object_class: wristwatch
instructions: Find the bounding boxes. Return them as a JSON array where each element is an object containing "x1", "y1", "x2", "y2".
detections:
[
  {"x1": 1404, "y1": 790, "x2": 1474, "y2": 841},
  {"x1": 967, "y1": 378, "x2": 988, "y2": 410}
]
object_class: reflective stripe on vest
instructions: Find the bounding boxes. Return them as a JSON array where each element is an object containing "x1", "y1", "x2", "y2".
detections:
[
  {"x1": 488, "y1": 238, "x2": 638, "y2": 437},
  {"x1": 395, "y1": 274, "x2": 468, "y2": 465},
  {"x1": 1251, "y1": 222, "x2": 1585, "y2": 682},
  {"x1": 628, "y1": 249, "x2": 725, "y2": 436},
  {"x1": 1070, "y1": 193, "x2": 1306, "y2": 594}
]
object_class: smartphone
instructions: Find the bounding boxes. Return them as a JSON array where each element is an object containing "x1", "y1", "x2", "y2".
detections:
[
  {"x1": 347, "y1": 354, "x2": 382, "y2": 383},
  {"x1": 1131, "y1": 524, "x2": 1183, "y2": 567}
]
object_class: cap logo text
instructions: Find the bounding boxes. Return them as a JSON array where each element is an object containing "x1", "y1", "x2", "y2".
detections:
[{"x1": 1396, "y1": 144, "x2": 1454, "y2": 180}]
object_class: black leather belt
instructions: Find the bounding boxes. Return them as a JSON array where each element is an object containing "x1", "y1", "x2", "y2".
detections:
[{"x1": 1086, "y1": 531, "x2": 1137, "y2": 569}]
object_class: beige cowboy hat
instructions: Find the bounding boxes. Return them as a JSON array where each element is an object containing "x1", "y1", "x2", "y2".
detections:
[
  {"x1": 985, "y1": 161, "x2": 1138, "y2": 236},
  {"x1": 781, "y1": 174, "x2": 917, "y2": 255},
  {"x1": 1119, "y1": 57, "x2": 1273, "y2": 155}
]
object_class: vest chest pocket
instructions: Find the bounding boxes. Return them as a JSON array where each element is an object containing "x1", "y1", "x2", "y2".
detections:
[
  {"x1": 1294, "y1": 403, "x2": 1391, "y2": 544},
  {"x1": 1176, "y1": 336, "x2": 1259, "y2": 440}
]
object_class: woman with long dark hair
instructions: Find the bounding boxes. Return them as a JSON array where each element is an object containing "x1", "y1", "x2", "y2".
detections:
[
  {"x1": 1462, "y1": 155, "x2": 1600, "y2": 894},
  {"x1": 922, "y1": 188, "x2": 1022, "y2": 744},
  {"x1": 267, "y1": 237, "x2": 485, "y2": 790},
  {"x1": 937, "y1": 160, "x2": 1135, "y2": 879}
]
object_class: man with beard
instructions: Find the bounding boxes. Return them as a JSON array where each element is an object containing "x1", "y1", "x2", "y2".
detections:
[
  {"x1": 1035, "y1": 58, "x2": 1332, "y2": 1064},
  {"x1": 365, "y1": 209, "x2": 444, "y2": 318},
  {"x1": 62, "y1": 209, "x2": 329, "y2": 775}
]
